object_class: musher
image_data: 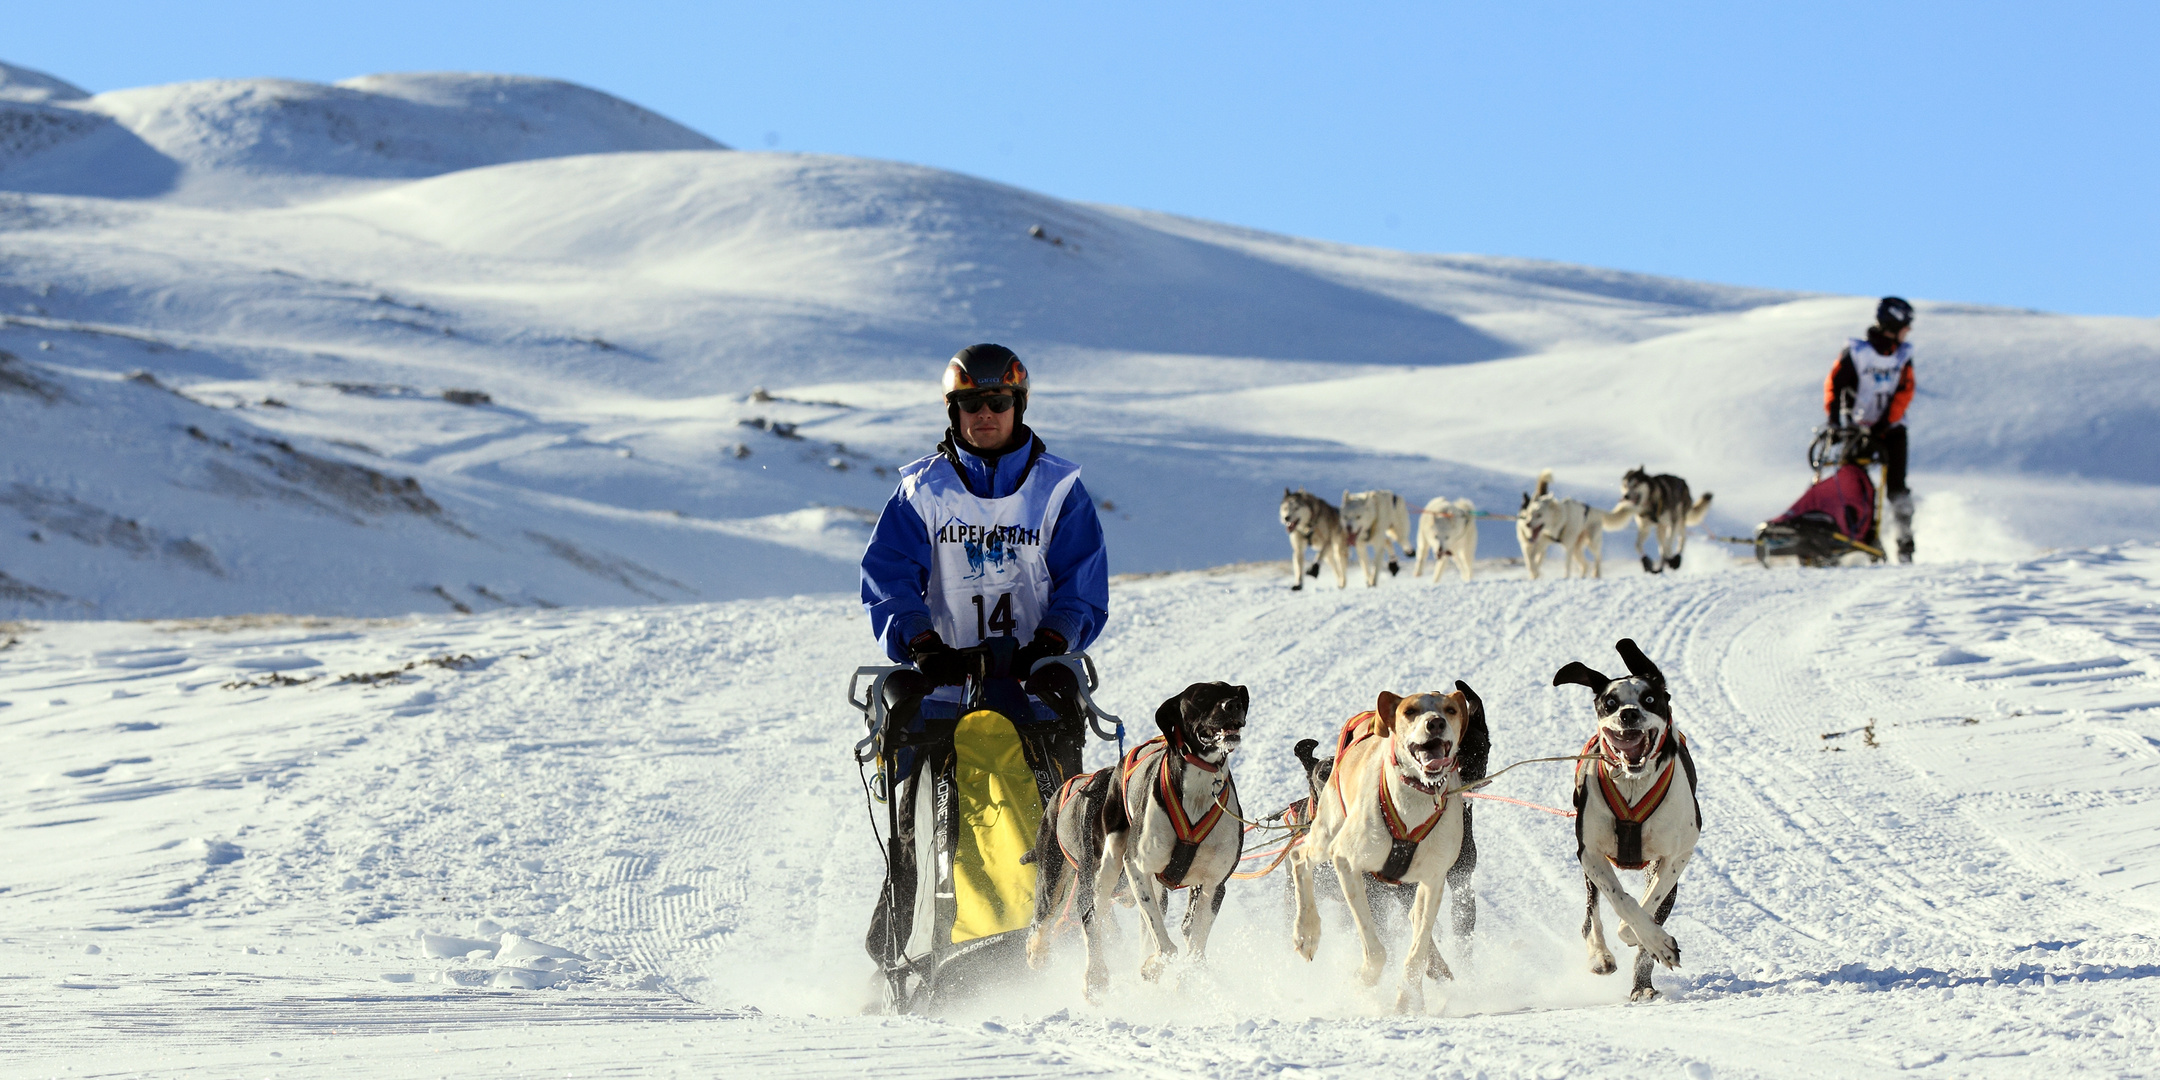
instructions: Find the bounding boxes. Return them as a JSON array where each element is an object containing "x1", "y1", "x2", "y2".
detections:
[
  {"x1": 858, "y1": 343, "x2": 1109, "y2": 963},
  {"x1": 1824, "y1": 296, "x2": 1919, "y2": 563}
]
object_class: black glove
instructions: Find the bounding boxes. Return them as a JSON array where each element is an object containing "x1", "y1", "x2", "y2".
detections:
[
  {"x1": 906, "y1": 630, "x2": 965, "y2": 687},
  {"x1": 1010, "y1": 628, "x2": 1067, "y2": 679}
]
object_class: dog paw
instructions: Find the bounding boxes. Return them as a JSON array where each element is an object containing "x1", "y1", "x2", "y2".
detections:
[
  {"x1": 1642, "y1": 930, "x2": 1680, "y2": 969},
  {"x1": 1387, "y1": 561, "x2": 1401, "y2": 576},
  {"x1": 1641, "y1": 555, "x2": 1660, "y2": 574},
  {"x1": 1589, "y1": 949, "x2": 1617, "y2": 976},
  {"x1": 1426, "y1": 949, "x2": 1453, "y2": 982},
  {"x1": 1394, "y1": 983, "x2": 1425, "y2": 1014},
  {"x1": 1357, "y1": 955, "x2": 1386, "y2": 987},
  {"x1": 1666, "y1": 553, "x2": 1682, "y2": 570},
  {"x1": 1290, "y1": 583, "x2": 1304, "y2": 592},
  {"x1": 1084, "y1": 970, "x2": 1108, "y2": 1004},
  {"x1": 1026, "y1": 932, "x2": 1051, "y2": 971},
  {"x1": 1629, "y1": 984, "x2": 1662, "y2": 1003},
  {"x1": 1140, "y1": 953, "x2": 1168, "y2": 983}
]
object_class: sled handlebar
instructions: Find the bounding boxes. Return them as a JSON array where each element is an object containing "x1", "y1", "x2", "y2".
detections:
[{"x1": 848, "y1": 651, "x2": 1125, "y2": 763}]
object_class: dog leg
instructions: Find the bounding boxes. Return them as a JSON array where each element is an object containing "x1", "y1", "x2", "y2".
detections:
[
  {"x1": 1290, "y1": 840, "x2": 1324, "y2": 960},
  {"x1": 1631, "y1": 882, "x2": 1680, "y2": 1001},
  {"x1": 1131, "y1": 858, "x2": 1177, "y2": 982},
  {"x1": 1081, "y1": 829, "x2": 1126, "y2": 1002},
  {"x1": 1582, "y1": 875, "x2": 1617, "y2": 975},
  {"x1": 1583, "y1": 856, "x2": 1678, "y2": 969},
  {"x1": 1397, "y1": 881, "x2": 1448, "y2": 1013},
  {"x1": 1290, "y1": 536, "x2": 1307, "y2": 590},
  {"x1": 1182, "y1": 878, "x2": 1228, "y2": 964},
  {"x1": 1334, "y1": 856, "x2": 1387, "y2": 987}
]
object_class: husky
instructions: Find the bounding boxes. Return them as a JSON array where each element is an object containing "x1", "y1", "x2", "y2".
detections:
[
  {"x1": 1342, "y1": 490, "x2": 1412, "y2": 586},
  {"x1": 1289, "y1": 684, "x2": 1483, "y2": 1013},
  {"x1": 1618, "y1": 467, "x2": 1713, "y2": 574},
  {"x1": 1281, "y1": 488, "x2": 1348, "y2": 590},
  {"x1": 1518, "y1": 469, "x2": 1630, "y2": 580},
  {"x1": 1413, "y1": 497, "x2": 1477, "y2": 583},
  {"x1": 1553, "y1": 639, "x2": 1701, "y2": 1002},
  {"x1": 1025, "y1": 681, "x2": 1247, "y2": 1001}
]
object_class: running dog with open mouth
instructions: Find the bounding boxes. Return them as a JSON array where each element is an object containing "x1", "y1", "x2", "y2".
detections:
[
  {"x1": 1553, "y1": 639, "x2": 1701, "y2": 1001},
  {"x1": 1290, "y1": 683, "x2": 1481, "y2": 1013},
  {"x1": 1281, "y1": 488, "x2": 1348, "y2": 590},
  {"x1": 1025, "y1": 681, "x2": 1247, "y2": 1001}
]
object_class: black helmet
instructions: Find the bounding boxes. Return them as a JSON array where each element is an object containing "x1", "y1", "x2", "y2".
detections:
[
  {"x1": 942, "y1": 343, "x2": 1029, "y2": 401},
  {"x1": 1876, "y1": 296, "x2": 1914, "y2": 332}
]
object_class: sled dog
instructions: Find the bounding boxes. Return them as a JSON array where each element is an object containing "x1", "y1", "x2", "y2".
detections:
[
  {"x1": 1025, "y1": 681, "x2": 1247, "y2": 1001},
  {"x1": 1618, "y1": 467, "x2": 1713, "y2": 574},
  {"x1": 1290, "y1": 683, "x2": 1482, "y2": 1013},
  {"x1": 1553, "y1": 639, "x2": 1701, "y2": 1002},
  {"x1": 1517, "y1": 469, "x2": 1630, "y2": 580},
  {"x1": 1341, "y1": 490, "x2": 1412, "y2": 586},
  {"x1": 1281, "y1": 488, "x2": 1348, "y2": 590},
  {"x1": 1413, "y1": 497, "x2": 1478, "y2": 583}
]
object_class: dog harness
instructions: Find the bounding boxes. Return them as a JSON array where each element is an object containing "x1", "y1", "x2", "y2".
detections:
[
  {"x1": 1048, "y1": 770, "x2": 1097, "y2": 871},
  {"x1": 1114, "y1": 737, "x2": 1230, "y2": 888},
  {"x1": 1325, "y1": 710, "x2": 1450, "y2": 885},
  {"x1": 1575, "y1": 731, "x2": 1681, "y2": 870}
]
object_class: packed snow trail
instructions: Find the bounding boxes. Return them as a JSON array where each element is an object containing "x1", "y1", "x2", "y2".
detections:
[{"x1": 2, "y1": 551, "x2": 2157, "y2": 1077}]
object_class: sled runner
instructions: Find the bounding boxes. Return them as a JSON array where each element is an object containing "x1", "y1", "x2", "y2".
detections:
[
  {"x1": 849, "y1": 639, "x2": 1122, "y2": 1014},
  {"x1": 1748, "y1": 426, "x2": 1888, "y2": 567}
]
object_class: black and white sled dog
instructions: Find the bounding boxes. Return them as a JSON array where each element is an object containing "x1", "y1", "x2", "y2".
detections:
[
  {"x1": 1518, "y1": 469, "x2": 1631, "y2": 579},
  {"x1": 1413, "y1": 497, "x2": 1478, "y2": 583},
  {"x1": 1281, "y1": 488, "x2": 1348, "y2": 590},
  {"x1": 1341, "y1": 490, "x2": 1412, "y2": 586},
  {"x1": 1618, "y1": 467, "x2": 1713, "y2": 574},
  {"x1": 1553, "y1": 639, "x2": 1701, "y2": 1002},
  {"x1": 1025, "y1": 681, "x2": 1247, "y2": 1001}
]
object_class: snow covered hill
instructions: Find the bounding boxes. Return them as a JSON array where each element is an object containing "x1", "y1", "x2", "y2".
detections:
[
  {"x1": 2, "y1": 54, "x2": 2157, "y2": 623},
  {"x1": 5, "y1": 551, "x2": 2157, "y2": 1076}
]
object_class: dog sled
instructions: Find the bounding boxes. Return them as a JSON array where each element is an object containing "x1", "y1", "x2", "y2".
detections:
[
  {"x1": 1744, "y1": 426, "x2": 1888, "y2": 567},
  {"x1": 849, "y1": 639, "x2": 1123, "y2": 1014}
]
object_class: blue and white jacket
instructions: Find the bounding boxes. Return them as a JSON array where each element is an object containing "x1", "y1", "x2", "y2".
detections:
[{"x1": 860, "y1": 429, "x2": 1108, "y2": 664}]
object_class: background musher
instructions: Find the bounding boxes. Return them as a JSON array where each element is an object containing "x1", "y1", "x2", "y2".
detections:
[
  {"x1": 1824, "y1": 296, "x2": 1919, "y2": 563},
  {"x1": 858, "y1": 342, "x2": 1109, "y2": 977}
]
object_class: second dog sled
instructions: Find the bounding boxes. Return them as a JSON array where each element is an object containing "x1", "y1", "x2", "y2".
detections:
[
  {"x1": 849, "y1": 639, "x2": 1122, "y2": 1015},
  {"x1": 1721, "y1": 426, "x2": 1889, "y2": 567}
]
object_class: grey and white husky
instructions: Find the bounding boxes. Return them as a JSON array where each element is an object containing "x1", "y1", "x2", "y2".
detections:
[
  {"x1": 1617, "y1": 467, "x2": 1713, "y2": 574},
  {"x1": 1281, "y1": 488, "x2": 1348, "y2": 590}
]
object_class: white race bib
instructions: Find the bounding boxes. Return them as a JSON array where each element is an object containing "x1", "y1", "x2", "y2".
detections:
[
  {"x1": 900, "y1": 450, "x2": 1082, "y2": 648},
  {"x1": 1846, "y1": 337, "x2": 1912, "y2": 427}
]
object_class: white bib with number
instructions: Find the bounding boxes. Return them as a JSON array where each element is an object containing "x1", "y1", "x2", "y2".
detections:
[
  {"x1": 1846, "y1": 337, "x2": 1912, "y2": 427},
  {"x1": 900, "y1": 450, "x2": 1082, "y2": 648}
]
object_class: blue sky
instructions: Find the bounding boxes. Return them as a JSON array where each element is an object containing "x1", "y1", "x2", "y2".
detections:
[{"x1": 11, "y1": 1, "x2": 2155, "y2": 316}]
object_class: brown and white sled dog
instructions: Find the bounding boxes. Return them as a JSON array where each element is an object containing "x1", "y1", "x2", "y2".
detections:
[
  {"x1": 1553, "y1": 639, "x2": 1701, "y2": 1001},
  {"x1": 1618, "y1": 467, "x2": 1713, "y2": 575},
  {"x1": 1413, "y1": 497, "x2": 1477, "y2": 583},
  {"x1": 1341, "y1": 490, "x2": 1412, "y2": 586},
  {"x1": 1290, "y1": 684, "x2": 1481, "y2": 1013},
  {"x1": 1518, "y1": 469, "x2": 1631, "y2": 579},
  {"x1": 1025, "y1": 682, "x2": 1247, "y2": 1001},
  {"x1": 1281, "y1": 488, "x2": 1348, "y2": 590}
]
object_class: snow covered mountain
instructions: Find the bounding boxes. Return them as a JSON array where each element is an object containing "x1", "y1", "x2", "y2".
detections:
[{"x1": 2, "y1": 57, "x2": 2156, "y2": 620}]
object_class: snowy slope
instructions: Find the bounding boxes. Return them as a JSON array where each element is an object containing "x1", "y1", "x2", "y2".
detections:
[
  {"x1": 0, "y1": 62, "x2": 722, "y2": 204},
  {"x1": 2, "y1": 55, "x2": 2158, "y2": 624},
  {"x1": 4, "y1": 551, "x2": 2158, "y2": 1076}
]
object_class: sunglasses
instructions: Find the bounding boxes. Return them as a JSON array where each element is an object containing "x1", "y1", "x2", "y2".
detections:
[{"x1": 957, "y1": 394, "x2": 1015, "y2": 414}]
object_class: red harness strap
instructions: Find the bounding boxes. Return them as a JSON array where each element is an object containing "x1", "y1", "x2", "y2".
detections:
[
  {"x1": 1326, "y1": 710, "x2": 1380, "y2": 816},
  {"x1": 1576, "y1": 732, "x2": 1680, "y2": 870},
  {"x1": 1050, "y1": 770, "x2": 1096, "y2": 870},
  {"x1": 1118, "y1": 736, "x2": 1230, "y2": 888},
  {"x1": 1373, "y1": 743, "x2": 1447, "y2": 884}
]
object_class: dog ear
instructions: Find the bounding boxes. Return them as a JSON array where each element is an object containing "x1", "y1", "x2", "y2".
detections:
[
  {"x1": 1453, "y1": 679, "x2": 1484, "y2": 723},
  {"x1": 1520, "y1": 491, "x2": 1530, "y2": 510},
  {"x1": 1374, "y1": 691, "x2": 1403, "y2": 734},
  {"x1": 1154, "y1": 695, "x2": 1186, "y2": 752},
  {"x1": 1552, "y1": 662, "x2": 1609, "y2": 690},
  {"x1": 1615, "y1": 638, "x2": 1665, "y2": 686}
]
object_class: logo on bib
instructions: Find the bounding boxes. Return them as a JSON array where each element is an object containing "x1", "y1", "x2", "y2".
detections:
[{"x1": 935, "y1": 518, "x2": 1040, "y2": 580}]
